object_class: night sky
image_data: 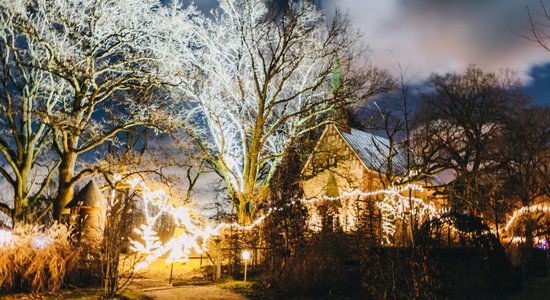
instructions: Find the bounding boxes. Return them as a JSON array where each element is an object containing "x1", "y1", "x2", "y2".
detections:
[
  {"x1": 319, "y1": 0, "x2": 550, "y2": 106},
  {"x1": 189, "y1": 0, "x2": 550, "y2": 105}
]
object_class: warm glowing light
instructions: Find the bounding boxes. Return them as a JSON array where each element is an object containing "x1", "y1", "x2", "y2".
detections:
[
  {"x1": 125, "y1": 177, "x2": 435, "y2": 269},
  {"x1": 504, "y1": 204, "x2": 550, "y2": 233},
  {"x1": 241, "y1": 249, "x2": 251, "y2": 261},
  {"x1": 0, "y1": 229, "x2": 14, "y2": 247},
  {"x1": 302, "y1": 184, "x2": 437, "y2": 243},
  {"x1": 32, "y1": 236, "x2": 50, "y2": 249}
]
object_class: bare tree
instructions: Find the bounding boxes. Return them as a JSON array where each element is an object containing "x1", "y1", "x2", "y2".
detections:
[
  {"x1": 101, "y1": 187, "x2": 143, "y2": 298},
  {"x1": 526, "y1": 0, "x2": 550, "y2": 51},
  {"x1": 0, "y1": 0, "x2": 178, "y2": 220},
  {"x1": 172, "y1": 0, "x2": 389, "y2": 224},
  {"x1": 412, "y1": 66, "x2": 527, "y2": 214},
  {"x1": 479, "y1": 106, "x2": 550, "y2": 242},
  {"x1": 499, "y1": 106, "x2": 550, "y2": 208},
  {"x1": 356, "y1": 66, "x2": 425, "y2": 246}
]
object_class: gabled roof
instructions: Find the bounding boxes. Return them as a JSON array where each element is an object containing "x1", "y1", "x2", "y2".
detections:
[
  {"x1": 336, "y1": 126, "x2": 409, "y2": 176},
  {"x1": 67, "y1": 180, "x2": 107, "y2": 208}
]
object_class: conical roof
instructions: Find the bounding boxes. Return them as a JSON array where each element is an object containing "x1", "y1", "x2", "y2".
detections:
[{"x1": 67, "y1": 180, "x2": 107, "y2": 208}]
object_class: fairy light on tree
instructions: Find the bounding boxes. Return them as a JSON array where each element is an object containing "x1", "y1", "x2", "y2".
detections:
[
  {"x1": 0, "y1": 0, "x2": 188, "y2": 222},
  {"x1": 167, "y1": 0, "x2": 389, "y2": 225}
]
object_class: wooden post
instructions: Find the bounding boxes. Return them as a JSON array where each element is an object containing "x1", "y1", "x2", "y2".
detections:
[
  {"x1": 243, "y1": 260, "x2": 248, "y2": 282},
  {"x1": 169, "y1": 261, "x2": 174, "y2": 286},
  {"x1": 215, "y1": 239, "x2": 221, "y2": 281}
]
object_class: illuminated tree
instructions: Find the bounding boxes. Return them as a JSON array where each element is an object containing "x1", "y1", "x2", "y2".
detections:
[
  {"x1": 0, "y1": 0, "x2": 179, "y2": 220},
  {"x1": 173, "y1": 0, "x2": 388, "y2": 224},
  {"x1": 0, "y1": 11, "x2": 61, "y2": 222}
]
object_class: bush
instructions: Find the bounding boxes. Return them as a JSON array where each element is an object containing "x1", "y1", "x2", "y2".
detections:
[
  {"x1": 0, "y1": 222, "x2": 78, "y2": 294},
  {"x1": 362, "y1": 247, "x2": 442, "y2": 299},
  {"x1": 267, "y1": 233, "x2": 352, "y2": 298},
  {"x1": 508, "y1": 248, "x2": 549, "y2": 277},
  {"x1": 361, "y1": 246, "x2": 520, "y2": 300}
]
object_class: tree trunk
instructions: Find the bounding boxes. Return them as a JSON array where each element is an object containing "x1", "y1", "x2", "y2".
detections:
[
  {"x1": 13, "y1": 193, "x2": 23, "y2": 223},
  {"x1": 237, "y1": 197, "x2": 252, "y2": 225},
  {"x1": 13, "y1": 168, "x2": 31, "y2": 222},
  {"x1": 53, "y1": 151, "x2": 77, "y2": 220}
]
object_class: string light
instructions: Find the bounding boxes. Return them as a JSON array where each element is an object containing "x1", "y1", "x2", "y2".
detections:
[
  {"x1": 299, "y1": 184, "x2": 424, "y2": 204},
  {"x1": 126, "y1": 177, "x2": 436, "y2": 269},
  {"x1": 503, "y1": 204, "x2": 550, "y2": 233},
  {"x1": 299, "y1": 184, "x2": 436, "y2": 243},
  {"x1": 435, "y1": 215, "x2": 493, "y2": 239}
]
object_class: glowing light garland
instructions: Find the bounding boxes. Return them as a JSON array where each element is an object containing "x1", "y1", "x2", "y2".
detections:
[
  {"x1": 299, "y1": 183, "x2": 425, "y2": 204},
  {"x1": 299, "y1": 184, "x2": 438, "y2": 243},
  {"x1": 504, "y1": 204, "x2": 550, "y2": 233},
  {"x1": 126, "y1": 177, "x2": 438, "y2": 269},
  {"x1": 436, "y1": 215, "x2": 493, "y2": 239},
  {"x1": 2, "y1": 177, "x2": 544, "y2": 265}
]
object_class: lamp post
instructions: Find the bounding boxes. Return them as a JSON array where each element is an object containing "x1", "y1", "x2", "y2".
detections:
[
  {"x1": 169, "y1": 260, "x2": 174, "y2": 286},
  {"x1": 242, "y1": 249, "x2": 251, "y2": 282}
]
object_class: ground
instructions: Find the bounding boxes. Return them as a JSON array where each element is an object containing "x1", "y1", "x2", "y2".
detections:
[
  {"x1": 130, "y1": 254, "x2": 247, "y2": 300},
  {"x1": 139, "y1": 285, "x2": 247, "y2": 300}
]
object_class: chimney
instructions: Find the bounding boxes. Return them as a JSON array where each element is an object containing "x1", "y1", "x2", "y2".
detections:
[{"x1": 336, "y1": 106, "x2": 351, "y2": 134}]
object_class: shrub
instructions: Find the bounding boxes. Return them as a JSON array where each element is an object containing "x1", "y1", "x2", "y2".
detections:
[
  {"x1": 0, "y1": 222, "x2": 78, "y2": 294},
  {"x1": 267, "y1": 233, "x2": 351, "y2": 297},
  {"x1": 362, "y1": 247, "x2": 442, "y2": 299}
]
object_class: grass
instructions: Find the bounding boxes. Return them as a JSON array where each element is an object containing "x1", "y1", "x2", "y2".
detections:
[
  {"x1": 0, "y1": 223, "x2": 77, "y2": 294},
  {"x1": 0, "y1": 288, "x2": 152, "y2": 300},
  {"x1": 217, "y1": 276, "x2": 278, "y2": 299},
  {"x1": 218, "y1": 280, "x2": 259, "y2": 297},
  {"x1": 509, "y1": 275, "x2": 550, "y2": 300}
]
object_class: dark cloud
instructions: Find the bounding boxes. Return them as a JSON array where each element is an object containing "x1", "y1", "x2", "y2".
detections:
[{"x1": 321, "y1": 0, "x2": 550, "y2": 83}]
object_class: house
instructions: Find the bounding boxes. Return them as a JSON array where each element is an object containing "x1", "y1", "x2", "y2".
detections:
[{"x1": 300, "y1": 124, "x2": 444, "y2": 244}]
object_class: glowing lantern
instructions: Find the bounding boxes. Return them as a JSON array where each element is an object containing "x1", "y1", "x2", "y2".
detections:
[{"x1": 242, "y1": 250, "x2": 251, "y2": 282}]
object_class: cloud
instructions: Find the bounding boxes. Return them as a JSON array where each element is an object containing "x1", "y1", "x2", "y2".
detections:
[{"x1": 321, "y1": 0, "x2": 550, "y2": 83}]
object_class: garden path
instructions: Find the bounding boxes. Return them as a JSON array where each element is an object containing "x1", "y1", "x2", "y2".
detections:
[
  {"x1": 130, "y1": 259, "x2": 247, "y2": 300},
  {"x1": 139, "y1": 285, "x2": 248, "y2": 300}
]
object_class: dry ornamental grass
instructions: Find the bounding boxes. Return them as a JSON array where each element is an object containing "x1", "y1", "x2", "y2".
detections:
[{"x1": 0, "y1": 223, "x2": 78, "y2": 294}]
